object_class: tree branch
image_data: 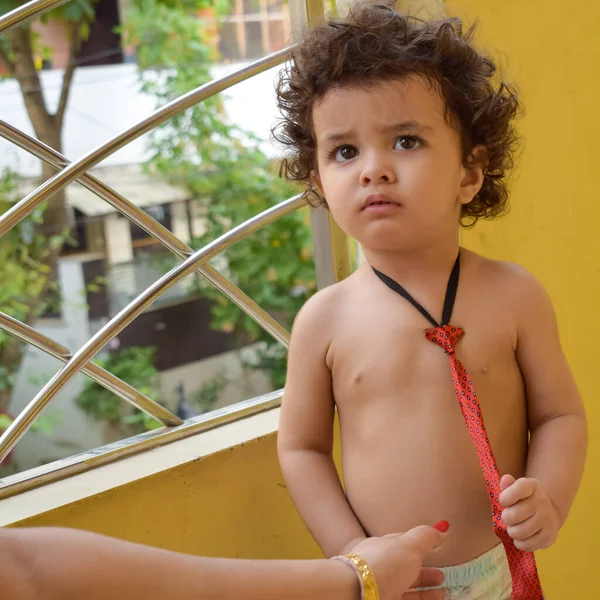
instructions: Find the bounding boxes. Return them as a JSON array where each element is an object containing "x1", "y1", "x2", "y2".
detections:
[
  {"x1": 55, "y1": 21, "x2": 82, "y2": 127},
  {"x1": 0, "y1": 45, "x2": 15, "y2": 76},
  {"x1": 8, "y1": 26, "x2": 51, "y2": 138}
]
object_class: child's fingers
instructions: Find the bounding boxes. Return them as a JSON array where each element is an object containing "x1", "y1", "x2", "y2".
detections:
[
  {"x1": 513, "y1": 529, "x2": 548, "y2": 553},
  {"x1": 507, "y1": 515, "x2": 542, "y2": 542},
  {"x1": 499, "y1": 473, "x2": 516, "y2": 493},
  {"x1": 501, "y1": 497, "x2": 537, "y2": 526},
  {"x1": 499, "y1": 477, "x2": 537, "y2": 507}
]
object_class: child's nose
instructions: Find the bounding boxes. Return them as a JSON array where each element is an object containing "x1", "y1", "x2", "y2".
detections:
[{"x1": 359, "y1": 154, "x2": 396, "y2": 186}]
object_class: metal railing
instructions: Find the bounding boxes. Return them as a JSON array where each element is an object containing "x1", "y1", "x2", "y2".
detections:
[
  {"x1": 0, "y1": 0, "x2": 350, "y2": 498},
  {"x1": 0, "y1": 0, "x2": 70, "y2": 36},
  {"x1": 105, "y1": 253, "x2": 189, "y2": 316},
  {"x1": 0, "y1": 120, "x2": 291, "y2": 348},
  {"x1": 0, "y1": 313, "x2": 181, "y2": 427}
]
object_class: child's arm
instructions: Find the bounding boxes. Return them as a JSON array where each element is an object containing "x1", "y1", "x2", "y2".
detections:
[
  {"x1": 278, "y1": 290, "x2": 367, "y2": 557},
  {"x1": 500, "y1": 269, "x2": 587, "y2": 552}
]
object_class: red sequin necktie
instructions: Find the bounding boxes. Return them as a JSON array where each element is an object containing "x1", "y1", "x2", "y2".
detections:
[{"x1": 373, "y1": 254, "x2": 544, "y2": 600}]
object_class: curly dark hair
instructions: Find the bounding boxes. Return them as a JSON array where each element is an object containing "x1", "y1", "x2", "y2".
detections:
[{"x1": 272, "y1": 2, "x2": 521, "y2": 225}]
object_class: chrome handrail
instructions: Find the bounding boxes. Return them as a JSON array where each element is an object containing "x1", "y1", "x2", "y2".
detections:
[
  {"x1": 0, "y1": 196, "x2": 304, "y2": 463},
  {"x1": 0, "y1": 120, "x2": 292, "y2": 349},
  {"x1": 0, "y1": 312, "x2": 183, "y2": 427},
  {"x1": 0, "y1": 389, "x2": 283, "y2": 499},
  {"x1": 0, "y1": 0, "x2": 340, "y2": 490},
  {"x1": 0, "y1": 0, "x2": 69, "y2": 36}
]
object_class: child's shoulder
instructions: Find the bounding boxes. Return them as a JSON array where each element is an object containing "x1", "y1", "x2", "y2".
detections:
[
  {"x1": 464, "y1": 250, "x2": 554, "y2": 313},
  {"x1": 465, "y1": 249, "x2": 541, "y2": 284},
  {"x1": 290, "y1": 270, "x2": 361, "y2": 341}
]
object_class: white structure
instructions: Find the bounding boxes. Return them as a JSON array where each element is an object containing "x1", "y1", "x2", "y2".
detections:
[{"x1": 1, "y1": 61, "x2": 282, "y2": 176}]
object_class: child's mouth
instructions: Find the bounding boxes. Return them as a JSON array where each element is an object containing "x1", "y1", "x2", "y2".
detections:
[{"x1": 363, "y1": 194, "x2": 400, "y2": 212}]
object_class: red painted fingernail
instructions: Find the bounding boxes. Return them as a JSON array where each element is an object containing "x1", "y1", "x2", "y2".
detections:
[{"x1": 433, "y1": 520, "x2": 450, "y2": 533}]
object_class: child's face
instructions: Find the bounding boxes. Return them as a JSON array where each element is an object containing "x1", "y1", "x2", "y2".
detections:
[{"x1": 311, "y1": 75, "x2": 484, "y2": 252}]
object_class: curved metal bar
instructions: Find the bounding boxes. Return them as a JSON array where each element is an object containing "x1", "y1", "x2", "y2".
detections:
[
  {"x1": 0, "y1": 388, "x2": 282, "y2": 499},
  {"x1": 0, "y1": 46, "x2": 292, "y2": 238},
  {"x1": 0, "y1": 312, "x2": 183, "y2": 427},
  {"x1": 0, "y1": 195, "x2": 304, "y2": 463},
  {"x1": 0, "y1": 120, "x2": 292, "y2": 348},
  {"x1": 0, "y1": 0, "x2": 69, "y2": 36}
]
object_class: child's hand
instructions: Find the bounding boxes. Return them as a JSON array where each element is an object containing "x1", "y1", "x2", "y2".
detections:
[{"x1": 499, "y1": 474, "x2": 561, "y2": 552}]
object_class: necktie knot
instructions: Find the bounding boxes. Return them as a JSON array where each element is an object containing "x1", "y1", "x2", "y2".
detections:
[{"x1": 425, "y1": 325, "x2": 464, "y2": 354}]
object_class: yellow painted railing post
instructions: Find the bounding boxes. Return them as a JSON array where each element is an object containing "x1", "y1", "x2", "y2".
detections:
[{"x1": 288, "y1": 0, "x2": 352, "y2": 288}]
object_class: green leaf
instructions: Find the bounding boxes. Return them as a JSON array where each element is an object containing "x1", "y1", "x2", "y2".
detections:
[
  {"x1": 56, "y1": 0, "x2": 96, "y2": 23},
  {"x1": 0, "y1": 0, "x2": 21, "y2": 16},
  {"x1": 79, "y1": 20, "x2": 91, "y2": 41},
  {"x1": 30, "y1": 410, "x2": 63, "y2": 435},
  {"x1": 75, "y1": 346, "x2": 162, "y2": 433}
]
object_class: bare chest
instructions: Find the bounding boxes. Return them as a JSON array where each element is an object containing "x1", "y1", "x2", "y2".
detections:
[{"x1": 329, "y1": 308, "x2": 523, "y2": 428}]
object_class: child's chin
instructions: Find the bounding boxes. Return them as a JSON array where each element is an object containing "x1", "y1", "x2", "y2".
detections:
[{"x1": 359, "y1": 225, "x2": 415, "y2": 252}]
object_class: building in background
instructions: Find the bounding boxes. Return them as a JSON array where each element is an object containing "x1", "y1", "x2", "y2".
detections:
[{"x1": 218, "y1": 0, "x2": 290, "y2": 60}]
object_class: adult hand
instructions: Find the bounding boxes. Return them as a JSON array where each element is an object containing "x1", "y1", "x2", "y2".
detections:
[{"x1": 352, "y1": 526, "x2": 446, "y2": 599}]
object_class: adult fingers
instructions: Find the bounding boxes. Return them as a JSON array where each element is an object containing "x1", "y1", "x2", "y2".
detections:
[
  {"x1": 411, "y1": 567, "x2": 444, "y2": 589},
  {"x1": 400, "y1": 526, "x2": 445, "y2": 557}
]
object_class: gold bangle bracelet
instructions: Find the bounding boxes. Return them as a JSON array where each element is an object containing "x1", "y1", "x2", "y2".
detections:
[{"x1": 332, "y1": 553, "x2": 380, "y2": 600}]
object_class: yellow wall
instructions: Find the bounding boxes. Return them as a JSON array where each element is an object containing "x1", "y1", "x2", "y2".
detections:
[
  {"x1": 11, "y1": 434, "x2": 322, "y2": 561},
  {"x1": 449, "y1": 0, "x2": 599, "y2": 595}
]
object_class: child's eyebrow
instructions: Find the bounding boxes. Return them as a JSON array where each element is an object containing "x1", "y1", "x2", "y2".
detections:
[
  {"x1": 321, "y1": 120, "x2": 433, "y2": 144},
  {"x1": 376, "y1": 120, "x2": 433, "y2": 134}
]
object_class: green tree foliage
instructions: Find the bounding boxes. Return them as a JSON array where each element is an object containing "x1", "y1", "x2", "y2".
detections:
[
  {"x1": 75, "y1": 346, "x2": 162, "y2": 433},
  {"x1": 121, "y1": 0, "x2": 316, "y2": 388},
  {"x1": 0, "y1": 169, "x2": 64, "y2": 404}
]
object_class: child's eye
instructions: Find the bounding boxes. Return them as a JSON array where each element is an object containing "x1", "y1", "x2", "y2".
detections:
[
  {"x1": 394, "y1": 136, "x2": 423, "y2": 151},
  {"x1": 332, "y1": 145, "x2": 358, "y2": 162}
]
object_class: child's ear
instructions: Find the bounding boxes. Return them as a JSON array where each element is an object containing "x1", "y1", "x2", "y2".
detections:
[{"x1": 459, "y1": 145, "x2": 488, "y2": 205}]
